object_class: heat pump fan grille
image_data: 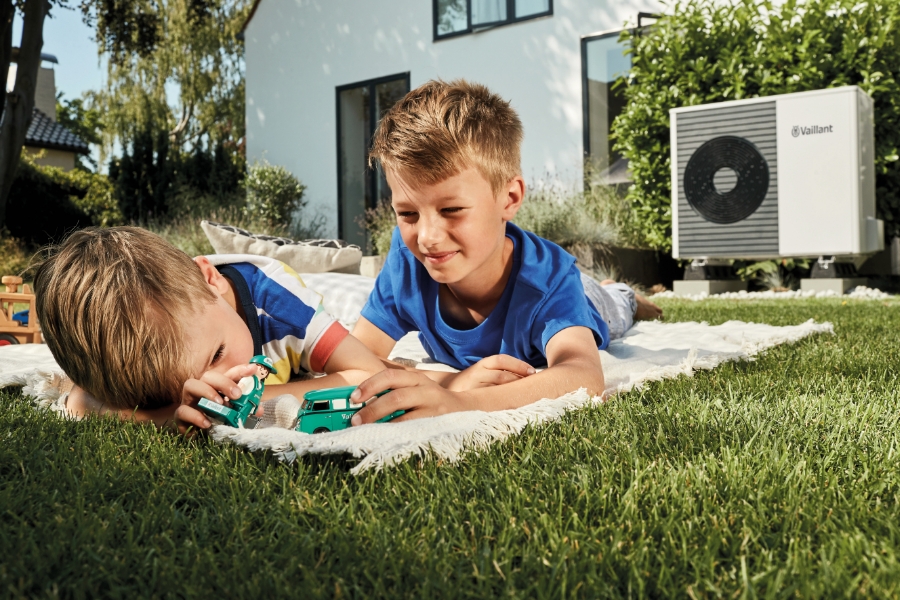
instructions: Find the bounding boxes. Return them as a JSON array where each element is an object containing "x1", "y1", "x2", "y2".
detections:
[
  {"x1": 676, "y1": 101, "x2": 778, "y2": 257},
  {"x1": 683, "y1": 136, "x2": 769, "y2": 224}
]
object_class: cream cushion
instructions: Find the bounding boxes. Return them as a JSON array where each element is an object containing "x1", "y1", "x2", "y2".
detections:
[{"x1": 201, "y1": 220, "x2": 363, "y2": 274}]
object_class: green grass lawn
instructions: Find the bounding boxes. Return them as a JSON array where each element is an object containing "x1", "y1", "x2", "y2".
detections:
[{"x1": 2, "y1": 298, "x2": 900, "y2": 598}]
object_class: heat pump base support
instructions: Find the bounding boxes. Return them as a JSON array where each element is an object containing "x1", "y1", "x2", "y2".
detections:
[
  {"x1": 800, "y1": 278, "x2": 867, "y2": 294},
  {"x1": 674, "y1": 280, "x2": 748, "y2": 296}
]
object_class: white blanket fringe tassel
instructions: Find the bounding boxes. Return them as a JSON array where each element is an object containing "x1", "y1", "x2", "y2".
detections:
[{"x1": 0, "y1": 319, "x2": 834, "y2": 474}]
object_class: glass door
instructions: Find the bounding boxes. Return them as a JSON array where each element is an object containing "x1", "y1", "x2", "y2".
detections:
[
  {"x1": 337, "y1": 73, "x2": 410, "y2": 250},
  {"x1": 581, "y1": 32, "x2": 631, "y2": 184}
]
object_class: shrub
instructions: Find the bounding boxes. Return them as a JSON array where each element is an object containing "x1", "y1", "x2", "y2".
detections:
[
  {"x1": 515, "y1": 178, "x2": 643, "y2": 248},
  {"x1": 244, "y1": 161, "x2": 307, "y2": 229},
  {"x1": 6, "y1": 153, "x2": 122, "y2": 245},
  {"x1": 615, "y1": 0, "x2": 900, "y2": 250},
  {"x1": 735, "y1": 258, "x2": 811, "y2": 290},
  {"x1": 108, "y1": 127, "x2": 246, "y2": 223},
  {"x1": 362, "y1": 201, "x2": 397, "y2": 256},
  {"x1": 0, "y1": 234, "x2": 34, "y2": 279},
  {"x1": 515, "y1": 193, "x2": 618, "y2": 247}
]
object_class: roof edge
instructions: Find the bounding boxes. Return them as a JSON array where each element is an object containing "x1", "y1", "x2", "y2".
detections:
[{"x1": 25, "y1": 140, "x2": 90, "y2": 155}]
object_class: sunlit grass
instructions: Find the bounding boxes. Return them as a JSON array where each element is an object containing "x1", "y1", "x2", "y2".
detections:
[{"x1": 1, "y1": 298, "x2": 899, "y2": 597}]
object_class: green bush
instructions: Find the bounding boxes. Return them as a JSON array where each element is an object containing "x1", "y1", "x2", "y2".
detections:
[
  {"x1": 615, "y1": 0, "x2": 900, "y2": 250},
  {"x1": 362, "y1": 201, "x2": 397, "y2": 256},
  {"x1": 109, "y1": 126, "x2": 246, "y2": 223},
  {"x1": 6, "y1": 153, "x2": 122, "y2": 245},
  {"x1": 515, "y1": 192, "x2": 619, "y2": 247},
  {"x1": 244, "y1": 161, "x2": 307, "y2": 228},
  {"x1": 0, "y1": 234, "x2": 34, "y2": 279}
]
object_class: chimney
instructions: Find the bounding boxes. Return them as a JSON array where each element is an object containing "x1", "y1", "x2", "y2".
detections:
[
  {"x1": 33, "y1": 66, "x2": 56, "y2": 120},
  {"x1": 7, "y1": 49, "x2": 59, "y2": 120}
]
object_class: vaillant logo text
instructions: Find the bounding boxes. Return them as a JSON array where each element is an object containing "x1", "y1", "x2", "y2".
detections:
[{"x1": 791, "y1": 124, "x2": 834, "y2": 137}]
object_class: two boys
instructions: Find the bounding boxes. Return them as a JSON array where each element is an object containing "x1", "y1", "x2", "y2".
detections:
[{"x1": 34, "y1": 79, "x2": 660, "y2": 430}]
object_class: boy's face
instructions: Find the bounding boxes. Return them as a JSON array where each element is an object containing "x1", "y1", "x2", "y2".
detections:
[
  {"x1": 182, "y1": 287, "x2": 255, "y2": 382},
  {"x1": 388, "y1": 166, "x2": 524, "y2": 287}
]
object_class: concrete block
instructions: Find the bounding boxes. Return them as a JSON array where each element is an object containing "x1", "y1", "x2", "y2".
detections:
[
  {"x1": 800, "y1": 278, "x2": 867, "y2": 294},
  {"x1": 673, "y1": 280, "x2": 747, "y2": 296}
]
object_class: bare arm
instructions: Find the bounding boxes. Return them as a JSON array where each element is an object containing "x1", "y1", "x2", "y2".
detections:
[
  {"x1": 350, "y1": 326, "x2": 603, "y2": 424},
  {"x1": 260, "y1": 369, "x2": 373, "y2": 400},
  {"x1": 67, "y1": 384, "x2": 180, "y2": 428},
  {"x1": 321, "y1": 329, "x2": 388, "y2": 374},
  {"x1": 351, "y1": 316, "x2": 398, "y2": 359},
  {"x1": 352, "y1": 316, "x2": 536, "y2": 387}
]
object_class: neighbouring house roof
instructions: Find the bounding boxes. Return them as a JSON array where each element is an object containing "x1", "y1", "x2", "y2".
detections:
[{"x1": 25, "y1": 108, "x2": 90, "y2": 154}]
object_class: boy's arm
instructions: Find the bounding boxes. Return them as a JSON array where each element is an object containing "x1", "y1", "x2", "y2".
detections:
[
  {"x1": 67, "y1": 384, "x2": 180, "y2": 429},
  {"x1": 352, "y1": 316, "x2": 535, "y2": 386},
  {"x1": 320, "y1": 327, "x2": 389, "y2": 374},
  {"x1": 349, "y1": 326, "x2": 603, "y2": 424},
  {"x1": 351, "y1": 316, "x2": 399, "y2": 359},
  {"x1": 175, "y1": 331, "x2": 392, "y2": 432}
]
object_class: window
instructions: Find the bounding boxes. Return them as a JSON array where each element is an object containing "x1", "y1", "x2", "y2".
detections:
[
  {"x1": 434, "y1": 0, "x2": 552, "y2": 40},
  {"x1": 336, "y1": 73, "x2": 410, "y2": 249},
  {"x1": 581, "y1": 31, "x2": 631, "y2": 184}
]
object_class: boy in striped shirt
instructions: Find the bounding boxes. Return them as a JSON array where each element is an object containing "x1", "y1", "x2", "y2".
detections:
[{"x1": 34, "y1": 226, "x2": 386, "y2": 433}]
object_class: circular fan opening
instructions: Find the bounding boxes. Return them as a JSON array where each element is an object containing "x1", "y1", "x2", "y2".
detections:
[{"x1": 683, "y1": 136, "x2": 770, "y2": 224}]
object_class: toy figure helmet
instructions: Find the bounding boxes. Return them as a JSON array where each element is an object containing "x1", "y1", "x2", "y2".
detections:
[{"x1": 249, "y1": 355, "x2": 278, "y2": 374}]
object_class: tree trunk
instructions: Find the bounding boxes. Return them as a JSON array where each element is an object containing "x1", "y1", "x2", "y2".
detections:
[
  {"x1": 0, "y1": 0, "x2": 14, "y2": 126},
  {"x1": 0, "y1": 0, "x2": 48, "y2": 230}
]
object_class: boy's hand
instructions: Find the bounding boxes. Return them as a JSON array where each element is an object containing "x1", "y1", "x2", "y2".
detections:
[
  {"x1": 175, "y1": 363, "x2": 259, "y2": 434},
  {"x1": 443, "y1": 354, "x2": 536, "y2": 392},
  {"x1": 349, "y1": 369, "x2": 475, "y2": 426}
]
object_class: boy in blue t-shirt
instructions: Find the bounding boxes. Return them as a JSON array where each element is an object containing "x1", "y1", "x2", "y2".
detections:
[{"x1": 350, "y1": 80, "x2": 661, "y2": 424}]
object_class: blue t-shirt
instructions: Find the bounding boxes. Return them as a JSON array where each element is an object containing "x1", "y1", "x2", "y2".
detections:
[{"x1": 360, "y1": 222, "x2": 610, "y2": 370}]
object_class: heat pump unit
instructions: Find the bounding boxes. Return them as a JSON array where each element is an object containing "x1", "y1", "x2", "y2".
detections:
[{"x1": 670, "y1": 86, "x2": 883, "y2": 260}]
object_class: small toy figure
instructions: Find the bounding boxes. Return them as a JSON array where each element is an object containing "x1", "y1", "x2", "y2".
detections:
[
  {"x1": 197, "y1": 355, "x2": 276, "y2": 428},
  {"x1": 0, "y1": 275, "x2": 42, "y2": 345},
  {"x1": 296, "y1": 386, "x2": 403, "y2": 434}
]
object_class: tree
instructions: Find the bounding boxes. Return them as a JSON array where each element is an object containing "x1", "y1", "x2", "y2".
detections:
[
  {"x1": 0, "y1": 0, "x2": 56, "y2": 230},
  {"x1": 0, "y1": 0, "x2": 250, "y2": 229},
  {"x1": 82, "y1": 0, "x2": 252, "y2": 164},
  {"x1": 56, "y1": 90, "x2": 103, "y2": 170}
]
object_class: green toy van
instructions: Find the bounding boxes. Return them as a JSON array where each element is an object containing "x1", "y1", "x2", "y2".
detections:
[{"x1": 296, "y1": 386, "x2": 404, "y2": 434}]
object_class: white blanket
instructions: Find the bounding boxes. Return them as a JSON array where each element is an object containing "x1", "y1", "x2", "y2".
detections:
[{"x1": 0, "y1": 319, "x2": 833, "y2": 474}]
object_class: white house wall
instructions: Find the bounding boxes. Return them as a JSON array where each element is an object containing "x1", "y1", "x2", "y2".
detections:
[{"x1": 245, "y1": 0, "x2": 659, "y2": 237}]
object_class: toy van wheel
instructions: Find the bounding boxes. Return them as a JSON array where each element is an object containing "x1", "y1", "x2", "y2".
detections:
[
  {"x1": 0, "y1": 333, "x2": 19, "y2": 346},
  {"x1": 313, "y1": 427, "x2": 330, "y2": 434}
]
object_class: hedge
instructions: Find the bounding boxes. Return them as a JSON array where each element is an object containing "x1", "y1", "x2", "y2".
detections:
[
  {"x1": 614, "y1": 0, "x2": 900, "y2": 251},
  {"x1": 6, "y1": 153, "x2": 121, "y2": 245}
]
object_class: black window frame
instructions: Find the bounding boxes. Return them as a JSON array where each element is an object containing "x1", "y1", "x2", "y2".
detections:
[
  {"x1": 580, "y1": 28, "x2": 628, "y2": 165},
  {"x1": 580, "y1": 15, "x2": 659, "y2": 174},
  {"x1": 335, "y1": 71, "x2": 411, "y2": 245},
  {"x1": 433, "y1": 0, "x2": 553, "y2": 41}
]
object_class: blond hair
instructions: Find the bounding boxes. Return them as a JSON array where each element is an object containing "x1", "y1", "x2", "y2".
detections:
[
  {"x1": 34, "y1": 227, "x2": 217, "y2": 409},
  {"x1": 369, "y1": 79, "x2": 523, "y2": 195}
]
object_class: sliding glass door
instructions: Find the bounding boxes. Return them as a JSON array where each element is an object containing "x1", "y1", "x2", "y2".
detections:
[
  {"x1": 581, "y1": 32, "x2": 631, "y2": 184},
  {"x1": 337, "y1": 73, "x2": 410, "y2": 249}
]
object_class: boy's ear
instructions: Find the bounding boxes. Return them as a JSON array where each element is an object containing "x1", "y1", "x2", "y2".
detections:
[
  {"x1": 500, "y1": 175, "x2": 526, "y2": 221},
  {"x1": 193, "y1": 257, "x2": 231, "y2": 296}
]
